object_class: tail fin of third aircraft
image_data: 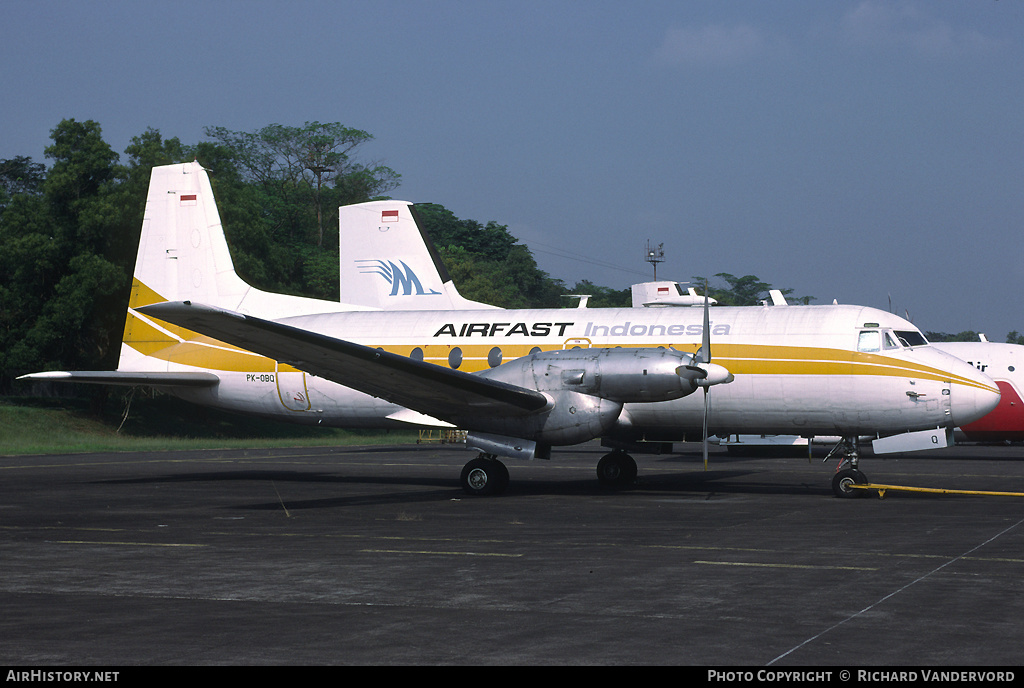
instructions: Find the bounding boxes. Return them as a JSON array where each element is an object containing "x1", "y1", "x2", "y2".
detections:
[{"x1": 631, "y1": 281, "x2": 718, "y2": 308}]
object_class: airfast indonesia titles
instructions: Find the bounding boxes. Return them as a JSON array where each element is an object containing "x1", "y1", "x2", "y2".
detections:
[
  {"x1": 432, "y1": 320, "x2": 731, "y2": 338},
  {"x1": 433, "y1": 322, "x2": 575, "y2": 338}
]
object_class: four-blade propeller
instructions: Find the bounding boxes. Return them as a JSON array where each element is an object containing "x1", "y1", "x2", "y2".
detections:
[{"x1": 675, "y1": 286, "x2": 733, "y2": 469}]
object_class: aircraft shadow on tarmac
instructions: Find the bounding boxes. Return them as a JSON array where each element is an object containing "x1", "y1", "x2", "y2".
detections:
[
  {"x1": 84, "y1": 441, "x2": 1024, "y2": 510},
  {"x1": 91, "y1": 461, "x2": 835, "y2": 510},
  {"x1": 95, "y1": 469, "x2": 460, "y2": 510}
]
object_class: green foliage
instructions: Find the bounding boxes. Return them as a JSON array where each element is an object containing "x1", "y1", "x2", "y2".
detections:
[
  {"x1": 415, "y1": 203, "x2": 518, "y2": 259},
  {"x1": 0, "y1": 156, "x2": 46, "y2": 210},
  {"x1": 205, "y1": 121, "x2": 401, "y2": 246},
  {"x1": 0, "y1": 120, "x2": 134, "y2": 386},
  {"x1": 1007, "y1": 331, "x2": 1024, "y2": 345},
  {"x1": 692, "y1": 272, "x2": 815, "y2": 306},
  {"x1": 199, "y1": 121, "x2": 402, "y2": 299},
  {"x1": 925, "y1": 331, "x2": 984, "y2": 343},
  {"x1": 565, "y1": 280, "x2": 631, "y2": 308},
  {"x1": 43, "y1": 120, "x2": 122, "y2": 235},
  {"x1": 415, "y1": 203, "x2": 565, "y2": 308}
]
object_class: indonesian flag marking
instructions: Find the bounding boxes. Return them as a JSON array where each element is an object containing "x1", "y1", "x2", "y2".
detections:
[
  {"x1": 180, "y1": 194, "x2": 197, "y2": 206},
  {"x1": 658, "y1": 286, "x2": 670, "y2": 294},
  {"x1": 382, "y1": 210, "x2": 399, "y2": 222}
]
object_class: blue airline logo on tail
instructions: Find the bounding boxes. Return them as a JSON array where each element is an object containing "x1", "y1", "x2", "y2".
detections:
[{"x1": 356, "y1": 259, "x2": 442, "y2": 296}]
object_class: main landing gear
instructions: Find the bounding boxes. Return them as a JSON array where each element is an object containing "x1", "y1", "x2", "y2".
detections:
[
  {"x1": 596, "y1": 450, "x2": 638, "y2": 489},
  {"x1": 460, "y1": 454, "x2": 510, "y2": 496},
  {"x1": 460, "y1": 450, "x2": 640, "y2": 496},
  {"x1": 826, "y1": 437, "x2": 868, "y2": 498}
]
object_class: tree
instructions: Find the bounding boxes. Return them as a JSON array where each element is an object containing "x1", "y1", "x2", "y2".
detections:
[
  {"x1": 205, "y1": 122, "x2": 400, "y2": 247},
  {"x1": 415, "y1": 203, "x2": 565, "y2": 308},
  {"x1": 43, "y1": 119, "x2": 121, "y2": 238},
  {"x1": 198, "y1": 122, "x2": 402, "y2": 301},
  {"x1": 0, "y1": 119, "x2": 132, "y2": 385},
  {"x1": 925, "y1": 331, "x2": 983, "y2": 343},
  {"x1": 414, "y1": 204, "x2": 518, "y2": 260},
  {"x1": 0, "y1": 156, "x2": 46, "y2": 211},
  {"x1": 565, "y1": 280, "x2": 631, "y2": 308},
  {"x1": 692, "y1": 272, "x2": 813, "y2": 306}
]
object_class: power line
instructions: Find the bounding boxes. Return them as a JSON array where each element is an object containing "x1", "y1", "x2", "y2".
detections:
[{"x1": 523, "y1": 238, "x2": 653, "y2": 279}]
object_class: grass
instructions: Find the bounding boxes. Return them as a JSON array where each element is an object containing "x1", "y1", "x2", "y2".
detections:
[{"x1": 0, "y1": 393, "x2": 419, "y2": 456}]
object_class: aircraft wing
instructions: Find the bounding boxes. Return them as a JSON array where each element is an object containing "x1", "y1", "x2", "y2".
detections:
[
  {"x1": 18, "y1": 371, "x2": 220, "y2": 387},
  {"x1": 137, "y1": 301, "x2": 550, "y2": 420}
]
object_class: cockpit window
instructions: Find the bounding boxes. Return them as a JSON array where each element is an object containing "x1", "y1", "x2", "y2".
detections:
[
  {"x1": 883, "y1": 331, "x2": 900, "y2": 350},
  {"x1": 895, "y1": 330, "x2": 928, "y2": 347},
  {"x1": 858, "y1": 330, "x2": 881, "y2": 353}
]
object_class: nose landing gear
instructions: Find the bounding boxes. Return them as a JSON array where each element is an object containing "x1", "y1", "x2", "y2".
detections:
[{"x1": 826, "y1": 437, "x2": 868, "y2": 498}]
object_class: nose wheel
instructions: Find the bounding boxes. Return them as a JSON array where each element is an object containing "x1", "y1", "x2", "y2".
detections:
[
  {"x1": 826, "y1": 437, "x2": 868, "y2": 498},
  {"x1": 832, "y1": 467, "x2": 868, "y2": 498}
]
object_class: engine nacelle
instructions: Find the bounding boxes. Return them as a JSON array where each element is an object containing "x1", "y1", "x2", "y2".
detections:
[
  {"x1": 459, "y1": 347, "x2": 710, "y2": 449},
  {"x1": 466, "y1": 389, "x2": 624, "y2": 447},
  {"x1": 479, "y1": 347, "x2": 702, "y2": 404}
]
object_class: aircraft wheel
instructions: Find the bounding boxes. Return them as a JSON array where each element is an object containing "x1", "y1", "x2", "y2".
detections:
[
  {"x1": 596, "y1": 452, "x2": 637, "y2": 489},
  {"x1": 460, "y1": 457, "x2": 509, "y2": 496},
  {"x1": 832, "y1": 468, "x2": 868, "y2": 498}
]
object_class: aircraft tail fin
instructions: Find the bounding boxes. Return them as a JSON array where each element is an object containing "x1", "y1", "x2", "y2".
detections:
[
  {"x1": 338, "y1": 201, "x2": 498, "y2": 310},
  {"x1": 120, "y1": 161, "x2": 362, "y2": 373},
  {"x1": 631, "y1": 281, "x2": 716, "y2": 308},
  {"x1": 131, "y1": 162, "x2": 250, "y2": 311}
]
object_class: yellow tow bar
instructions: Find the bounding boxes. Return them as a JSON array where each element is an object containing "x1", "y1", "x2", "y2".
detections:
[{"x1": 850, "y1": 483, "x2": 1024, "y2": 499}]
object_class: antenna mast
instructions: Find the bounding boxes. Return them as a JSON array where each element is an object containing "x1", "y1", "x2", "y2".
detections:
[{"x1": 645, "y1": 240, "x2": 664, "y2": 280}]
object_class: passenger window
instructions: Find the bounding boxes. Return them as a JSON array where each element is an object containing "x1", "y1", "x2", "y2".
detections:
[
  {"x1": 487, "y1": 346, "x2": 503, "y2": 368},
  {"x1": 448, "y1": 347, "x2": 463, "y2": 369},
  {"x1": 858, "y1": 331, "x2": 881, "y2": 353}
]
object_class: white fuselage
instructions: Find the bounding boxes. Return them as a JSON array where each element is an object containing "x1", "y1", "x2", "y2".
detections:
[{"x1": 122, "y1": 301, "x2": 999, "y2": 443}]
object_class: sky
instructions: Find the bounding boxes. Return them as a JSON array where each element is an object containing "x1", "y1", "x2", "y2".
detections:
[{"x1": 3, "y1": 0, "x2": 1022, "y2": 340}]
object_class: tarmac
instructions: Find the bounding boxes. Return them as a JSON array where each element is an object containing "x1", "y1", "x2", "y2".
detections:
[{"x1": 2, "y1": 440, "x2": 1023, "y2": 666}]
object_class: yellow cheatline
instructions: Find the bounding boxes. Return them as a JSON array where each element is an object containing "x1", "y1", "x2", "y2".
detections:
[
  {"x1": 120, "y1": 281, "x2": 996, "y2": 392},
  {"x1": 129, "y1": 336, "x2": 995, "y2": 390}
]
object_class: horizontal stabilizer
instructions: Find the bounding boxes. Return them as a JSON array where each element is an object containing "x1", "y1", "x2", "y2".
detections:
[
  {"x1": 18, "y1": 371, "x2": 220, "y2": 387},
  {"x1": 137, "y1": 301, "x2": 549, "y2": 422}
]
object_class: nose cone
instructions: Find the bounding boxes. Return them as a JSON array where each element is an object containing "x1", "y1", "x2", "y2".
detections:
[{"x1": 948, "y1": 360, "x2": 1001, "y2": 428}]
